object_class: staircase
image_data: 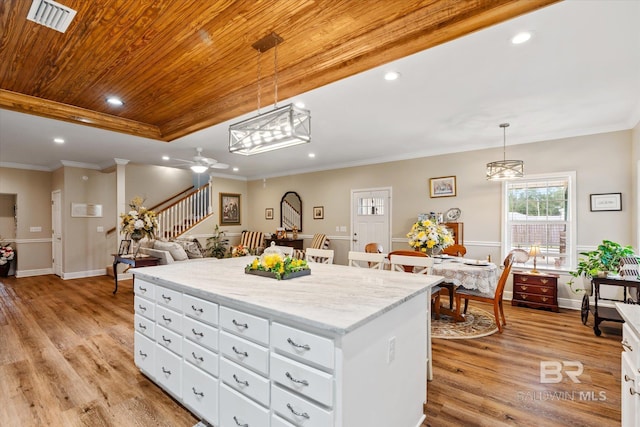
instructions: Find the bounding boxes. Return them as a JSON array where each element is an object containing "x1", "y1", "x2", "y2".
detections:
[{"x1": 157, "y1": 183, "x2": 213, "y2": 240}]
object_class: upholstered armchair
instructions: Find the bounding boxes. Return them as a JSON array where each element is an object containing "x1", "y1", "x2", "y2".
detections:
[{"x1": 239, "y1": 231, "x2": 265, "y2": 255}]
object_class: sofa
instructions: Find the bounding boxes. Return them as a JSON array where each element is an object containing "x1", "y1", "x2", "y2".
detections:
[{"x1": 139, "y1": 237, "x2": 208, "y2": 265}]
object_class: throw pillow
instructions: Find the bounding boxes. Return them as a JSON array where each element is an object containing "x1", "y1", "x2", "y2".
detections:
[
  {"x1": 154, "y1": 240, "x2": 189, "y2": 261},
  {"x1": 175, "y1": 239, "x2": 204, "y2": 259}
]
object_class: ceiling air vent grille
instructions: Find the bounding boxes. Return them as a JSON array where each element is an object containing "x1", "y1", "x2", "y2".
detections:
[{"x1": 26, "y1": 0, "x2": 77, "y2": 33}]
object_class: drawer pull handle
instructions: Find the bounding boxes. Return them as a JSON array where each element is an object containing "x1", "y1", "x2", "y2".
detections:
[
  {"x1": 191, "y1": 328, "x2": 204, "y2": 337},
  {"x1": 162, "y1": 315, "x2": 172, "y2": 323},
  {"x1": 631, "y1": 388, "x2": 640, "y2": 396},
  {"x1": 287, "y1": 338, "x2": 311, "y2": 351},
  {"x1": 191, "y1": 352, "x2": 204, "y2": 362},
  {"x1": 139, "y1": 286, "x2": 147, "y2": 292},
  {"x1": 162, "y1": 335, "x2": 172, "y2": 343},
  {"x1": 622, "y1": 340, "x2": 633, "y2": 351},
  {"x1": 521, "y1": 277, "x2": 528, "y2": 282},
  {"x1": 191, "y1": 305, "x2": 204, "y2": 313},
  {"x1": 232, "y1": 346, "x2": 248, "y2": 357},
  {"x1": 541, "y1": 279, "x2": 549, "y2": 284},
  {"x1": 625, "y1": 374, "x2": 634, "y2": 383},
  {"x1": 541, "y1": 288, "x2": 549, "y2": 293},
  {"x1": 233, "y1": 416, "x2": 248, "y2": 427},
  {"x1": 287, "y1": 403, "x2": 310, "y2": 419},
  {"x1": 520, "y1": 286, "x2": 527, "y2": 291},
  {"x1": 521, "y1": 295, "x2": 527, "y2": 300},
  {"x1": 286, "y1": 371, "x2": 309, "y2": 386},
  {"x1": 542, "y1": 297, "x2": 548, "y2": 302},
  {"x1": 191, "y1": 387, "x2": 204, "y2": 397},
  {"x1": 232, "y1": 319, "x2": 249, "y2": 329},
  {"x1": 162, "y1": 294, "x2": 172, "y2": 301},
  {"x1": 138, "y1": 323, "x2": 147, "y2": 330},
  {"x1": 233, "y1": 374, "x2": 249, "y2": 386},
  {"x1": 138, "y1": 305, "x2": 147, "y2": 311},
  {"x1": 161, "y1": 367, "x2": 171, "y2": 375},
  {"x1": 138, "y1": 350, "x2": 147, "y2": 357}
]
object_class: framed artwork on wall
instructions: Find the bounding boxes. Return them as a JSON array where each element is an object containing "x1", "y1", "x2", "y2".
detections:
[
  {"x1": 590, "y1": 193, "x2": 621, "y2": 211},
  {"x1": 220, "y1": 193, "x2": 241, "y2": 225},
  {"x1": 313, "y1": 206, "x2": 324, "y2": 219},
  {"x1": 265, "y1": 208, "x2": 274, "y2": 220},
  {"x1": 429, "y1": 176, "x2": 457, "y2": 198}
]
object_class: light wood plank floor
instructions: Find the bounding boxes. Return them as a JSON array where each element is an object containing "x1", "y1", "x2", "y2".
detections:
[{"x1": 0, "y1": 275, "x2": 621, "y2": 427}]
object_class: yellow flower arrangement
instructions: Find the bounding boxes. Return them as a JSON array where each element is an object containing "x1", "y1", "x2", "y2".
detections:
[
  {"x1": 406, "y1": 219, "x2": 454, "y2": 254},
  {"x1": 119, "y1": 196, "x2": 158, "y2": 241},
  {"x1": 246, "y1": 253, "x2": 310, "y2": 280}
]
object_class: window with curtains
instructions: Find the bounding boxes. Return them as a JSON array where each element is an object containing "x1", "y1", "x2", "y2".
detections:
[{"x1": 503, "y1": 172, "x2": 576, "y2": 271}]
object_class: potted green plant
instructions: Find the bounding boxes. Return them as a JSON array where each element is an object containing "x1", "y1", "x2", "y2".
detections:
[
  {"x1": 568, "y1": 239, "x2": 636, "y2": 293},
  {"x1": 205, "y1": 224, "x2": 229, "y2": 259}
]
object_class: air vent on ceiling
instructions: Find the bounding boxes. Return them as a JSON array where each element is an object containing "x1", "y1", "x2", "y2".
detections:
[{"x1": 26, "y1": 0, "x2": 77, "y2": 33}]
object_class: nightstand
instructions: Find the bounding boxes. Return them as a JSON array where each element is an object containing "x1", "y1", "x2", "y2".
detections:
[{"x1": 511, "y1": 271, "x2": 559, "y2": 312}]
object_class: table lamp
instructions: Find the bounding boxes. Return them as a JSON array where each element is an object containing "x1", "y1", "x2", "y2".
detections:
[{"x1": 529, "y1": 245, "x2": 541, "y2": 274}]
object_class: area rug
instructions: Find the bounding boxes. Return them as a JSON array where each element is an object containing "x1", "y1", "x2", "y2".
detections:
[{"x1": 431, "y1": 306, "x2": 499, "y2": 339}]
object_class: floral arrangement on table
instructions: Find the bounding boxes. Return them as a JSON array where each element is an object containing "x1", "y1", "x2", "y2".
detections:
[
  {"x1": 246, "y1": 252, "x2": 310, "y2": 280},
  {"x1": 407, "y1": 219, "x2": 454, "y2": 254},
  {"x1": 0, "y1": 244, "x2": 15, "y2": 266},
  {"x1": 232, "y1": 244, "x2": 250, "y2": 257},
  {"x1": 119, "y1": 196, "x2": 159, "y2": 241}
]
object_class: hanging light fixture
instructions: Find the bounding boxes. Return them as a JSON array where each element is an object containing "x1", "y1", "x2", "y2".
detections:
[
  {"x1": 486, "y1": 123, "x2": 524, "y2": 180},
  {"x1": 229, "y1": 32, "x2": 311, "y2": 156}
]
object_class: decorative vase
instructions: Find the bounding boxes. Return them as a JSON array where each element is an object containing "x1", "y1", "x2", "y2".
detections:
[
  {"x1": 0, "y1": 262, "x2": 10, "y2": 277},
  {"x1": 130, "y1": 230, "x2": 144, "y2": 258},
  {"x1": 425, "y1": 246, "x2": 443, "y2": 256}
]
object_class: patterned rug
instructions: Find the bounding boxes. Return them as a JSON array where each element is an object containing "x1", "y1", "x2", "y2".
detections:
[{"x1": 432, "y1": 306, "x2": 499, "y2": 339}]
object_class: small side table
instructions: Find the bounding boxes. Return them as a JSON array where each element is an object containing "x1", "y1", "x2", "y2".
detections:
[
  {"x1": 112, "y1": 254, "x2": 159, "y2": 294},
  {"x1": 511, "y1": 271, "x2": 559, "y2": 312}
]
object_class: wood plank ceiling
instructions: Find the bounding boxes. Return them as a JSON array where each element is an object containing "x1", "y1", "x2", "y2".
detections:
[{"x1": 0, "y1": 0, "x2": 559, "y2": 142}]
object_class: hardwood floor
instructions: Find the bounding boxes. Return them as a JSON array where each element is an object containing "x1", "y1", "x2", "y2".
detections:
[{"x1": 1, "y1": 275, "x2": 621, "y2": 427}]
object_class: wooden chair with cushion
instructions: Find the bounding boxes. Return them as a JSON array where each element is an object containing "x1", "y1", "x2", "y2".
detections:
[
  {"x1": 305, "y1": 248, "x2": 335, "y2": 264},
  {"x1": 365, "y1": 242, "x2": 383, "y2": 253},
  {"x1": 240, "y1": 231, "x2": 265, "y2": 254},
  {"x1": 454, "y1": 253, "x2": 514, "y2": 333},
  {"x1": 388, "y1": 251, "x2": 440, "y2": 319},
  {"x1": 442, "y1": 244, "x2": 467, "y2": 257},
  {"x1": 348, "y1": 251, "x2": 386, "y2": 270}
]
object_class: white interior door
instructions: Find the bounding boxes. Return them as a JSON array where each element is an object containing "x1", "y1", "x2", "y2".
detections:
[
  {"x1": 51, "y1": 190, "x2": 62, "y2": 277},
  {"x1": 351, "y1": 188, "x2": 391, "y2": 253}
]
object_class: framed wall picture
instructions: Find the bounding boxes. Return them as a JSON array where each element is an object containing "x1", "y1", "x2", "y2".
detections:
[
  {"x1": 429, "y1": 176, "x2": 457, "y2": 198},
  {"x1": 265, "y1": 208, "x2": 274, "y2": 220},
  {"x1": 313, "y1": 206, "x2": 324, "y2": 219},
  {"x1": 118, "y1": 239, "x2": 131, "y2": 255},
  {"x1": 220, "y1": 193, "x2": 241, "y2": 225},
  {"x1": 590, "y1": 193, "x2": 622, "y2": 212}
]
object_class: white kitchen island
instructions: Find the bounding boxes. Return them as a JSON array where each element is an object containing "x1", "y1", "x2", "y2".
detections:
[{"x1": 131, "y1": 257, "x2": 441, "y2": 427}]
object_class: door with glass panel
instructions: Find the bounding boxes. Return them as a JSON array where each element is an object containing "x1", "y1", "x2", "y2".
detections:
[{"x1": 351, "y1": 188, "x2": 391, "y2": 254}]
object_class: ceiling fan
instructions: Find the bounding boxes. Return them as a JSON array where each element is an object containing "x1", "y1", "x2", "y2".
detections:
[{"x1": 173, "y1": 147, "x2": 229, "y2": 173}]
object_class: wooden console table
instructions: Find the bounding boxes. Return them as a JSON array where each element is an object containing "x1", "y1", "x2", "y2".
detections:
[
  {"x1": 265, "y1": 238, "x2": 304, "y2": 250},
  {"x1": 112, "y1": 254, "x2": 159, "y2": 295},
  {"x1": 587, "y1": 276, "x2": 640, "y2": 336}
]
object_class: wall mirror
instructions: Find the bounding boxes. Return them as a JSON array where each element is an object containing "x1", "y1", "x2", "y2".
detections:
[{"x1": 280, "y1": 191, "x2": 302, "y2": 232}]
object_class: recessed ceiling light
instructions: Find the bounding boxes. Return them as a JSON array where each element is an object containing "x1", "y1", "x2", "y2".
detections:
[
  {"x1": 233, "y1": 167, "x2": 239, "y2": 172},
  {"x1": 384, "y1": 71, "x2": 400, "y2": 81},
  {"x1": 511, "y1": 32, "x2": 532, "y2": 44},
  {"x1": 295, "y1": 101, "x2": 305, "y2": 108},
  {"x1": 53, "y1": 137, "x2": 64, "y2": 144},
  {"x1": 308, "y1": 153, "x2": 315, "y2": 158},
  {"x1": 162, "y1": 155, "x2": 170, "y2": 161},
  {"x1": 106, "y1": 97, "x2": 124, "y2": 106}
]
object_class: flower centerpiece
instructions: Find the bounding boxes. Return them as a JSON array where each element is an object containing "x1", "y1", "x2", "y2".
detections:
[
  {"x1": 120, "y1": 196, "x2": 159, "y2": 256},
  {"x1": 232, "y1": 244, "x2": 250, "y2": 257},
  {"x1": 245, "y1": 251, "x2": 310, "y2": 280},
  {"x1": 406, "y1": 219, "x2": 454, "y2": 255},
  {"x1": 0, "y1": 244, "x2": 15, "y2": 266}
]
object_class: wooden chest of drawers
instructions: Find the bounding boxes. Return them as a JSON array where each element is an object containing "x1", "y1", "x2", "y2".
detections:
[{"x1": 511, "y1": 271, "x2": 559, "y2": 312}]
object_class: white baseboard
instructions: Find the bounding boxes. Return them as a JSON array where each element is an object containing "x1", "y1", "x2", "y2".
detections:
[
  {"x1": 62, "y1": 269, "x2": 107, "y2": 280},
  {"x1": 15, "y1": 268, "x2": 53, "y2": 277}
]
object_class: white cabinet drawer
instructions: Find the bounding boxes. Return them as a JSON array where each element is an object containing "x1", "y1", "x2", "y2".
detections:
[
  {"x1": 134, "y1": 332, "x2": 154, "y2": 377},
  {"x1": 184, "y1": 339, "x2": 219, "y2": 378},
  {"x1": 183, "y1": 361, "x2": 219, "y2": 426},
  {"x1": 184, "y1": 316, "x2": 219, "y2": 352},
  {"x1": 623, "y1": 323, "x2": 640, "y2": 365},
  {"x1": 272, "y1": 414, "x2": 297, "y2": 427},
  {"x1": 220, "y1": 357, "x2": 270, "y2": 407},
  {"x1": 220, "y1": 331, "x2": 269, "y2": 376},
  {"x1": 134, "y1": 295, "x2": 155, "y2": 320},
  {"x1": 156, "y1": 345, "x2": 182, "y2": 399},
  {"x1": 156, "y1": 324, "x2": 182, "y2": 356},
  {"x1": 271, "y1": 353, "x2": 334, "y2": 407},
  {"x1": 220, "y1": 384, "x2": 269, "y2": 427},
  {"x1": 272, "y1": 322, "x2": 335, "y2": 370},
  {"x1": 134, "y1": 279, "x2": 155, "y2": 299},
  {"x1": 184, "y1": 294, "x2": 219, "y2": 326},
  {"x1": 272, "y1": 384, "x2": 333, "y2": 427},
  {"x1": 156, "y1": 304, "x2": 182, "y2": 334},
  {"x1": 220, "y1": 306, "x2": 269, "y2": 346},
  {"x1": 156, "y1": 285, "x2": 182, "y2": 312},
  {"x1": 134, "y1": 313, "x2": 155, "y2": 340}
]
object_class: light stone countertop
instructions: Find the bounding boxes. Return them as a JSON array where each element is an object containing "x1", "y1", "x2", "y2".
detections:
[
  {"x1": 132, "y1": 257, "x2": 442, "y2": 335},
  {"x1": 616, "y1": 302, "x2": 640, "y2": 336}
]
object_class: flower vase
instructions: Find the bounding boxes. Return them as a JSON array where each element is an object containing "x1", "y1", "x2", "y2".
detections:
[
  {"x1": 0, "y1": 261, "x2": 10, "y2": 277},
  {"x1": 130, "y1": 231, "x2": 144, "y2": 258},
  {"x1": 426, "y1": 246, "x2": 443, "y2": 257}
]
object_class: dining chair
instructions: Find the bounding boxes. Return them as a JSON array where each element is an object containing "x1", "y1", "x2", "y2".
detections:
[
  {"x1": 305, "y1": 248, "x2": 335, "y2": 264},
  {"x1": 454, "y1": 253, "x2": 514, "y2": 333},
  {"x1": 388, "y1": 252, "x2": 440, "y2": 318},
  {"x1": 387, "y1": 250, "x2": 425, "y2": 272},
  {"x1": 348, "y1": 251, "x2": 386, "y2": 269},
  {"x1": 442, "y1": 244, "x2": 467, "y2": 257},
  {"x1": 365, "y1": 242, "x2": 383, "y2": 253}
]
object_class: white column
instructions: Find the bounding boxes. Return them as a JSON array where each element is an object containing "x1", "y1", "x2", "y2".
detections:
[{"x1": 114, "y1": 158, "x2": 130, "y2": 250}]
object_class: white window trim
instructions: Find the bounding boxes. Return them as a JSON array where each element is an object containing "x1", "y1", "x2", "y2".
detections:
[{"x1": 501, "y1": 171, "x2": 577, "y2": 272}]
